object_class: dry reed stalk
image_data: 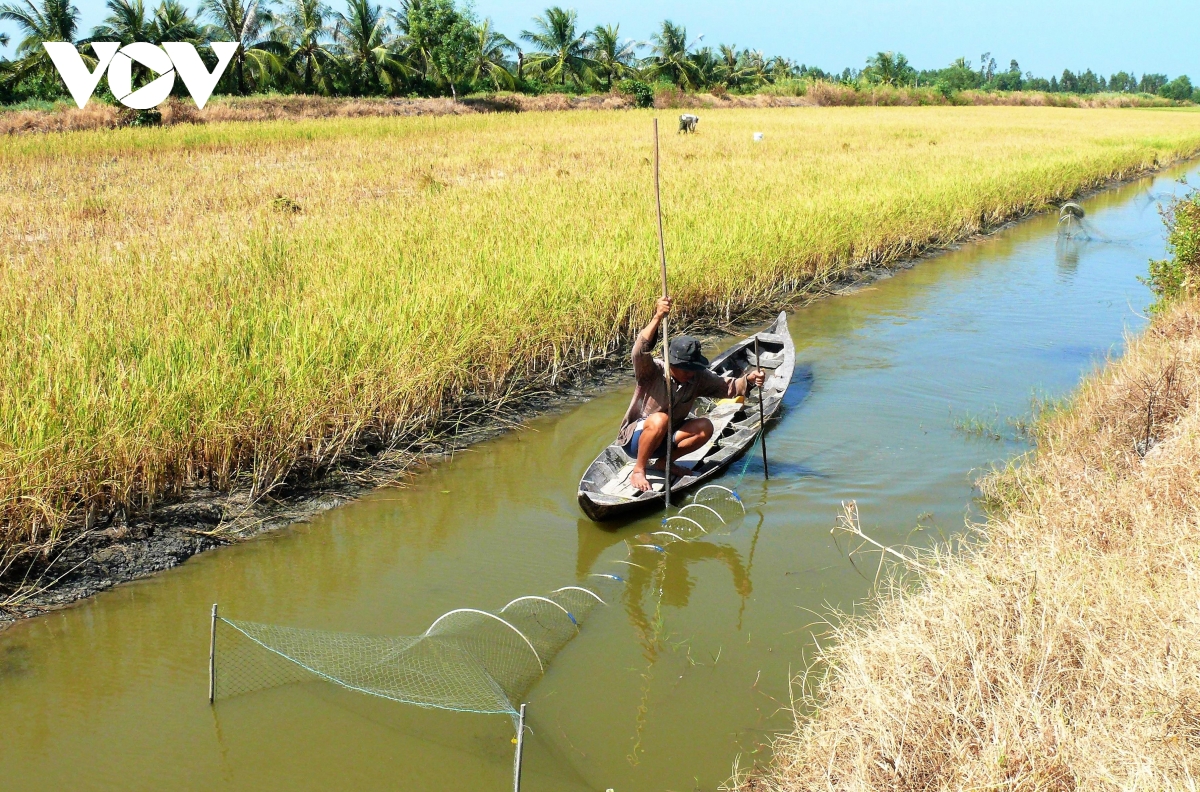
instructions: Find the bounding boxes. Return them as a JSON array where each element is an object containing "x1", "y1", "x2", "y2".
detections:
[{"x1": 757, "y1": 297, "x2": 1200, "y2": 790}]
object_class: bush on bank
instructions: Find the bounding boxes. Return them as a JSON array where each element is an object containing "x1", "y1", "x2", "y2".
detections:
[{"x1": 1147, "y1": 192, "x2": 1200, "y2": 306}]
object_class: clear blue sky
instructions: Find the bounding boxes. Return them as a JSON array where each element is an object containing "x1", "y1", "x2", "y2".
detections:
[{"x1": 3, "y1": 0, "x2": 1195, "y2": 79}]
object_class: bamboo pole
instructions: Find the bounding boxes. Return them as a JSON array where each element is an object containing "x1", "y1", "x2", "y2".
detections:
[
  {"x1": 755, "y1": 337, "x2": 769, "y2": 479},
  {"x1": 653, "y1": 118, "x2": 672, "y2": 508},
  {"x1": 208, "y1": 603, "x2": 217, "y2": 704},
  {"x1": 512, "y1": 703, "x2": 527, "y2": 792}
]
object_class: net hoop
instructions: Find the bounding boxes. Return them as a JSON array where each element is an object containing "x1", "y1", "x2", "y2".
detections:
[
  {"x1": 552, "y1": 586, "x2": 606, "y2": 605},
  {"x1": 499, "y1": 596, "x2": 578, "y2": 630},
  {"x1": 664, "y1": 515, "x2": 706, "y2": 533},
  {"x1": 424, "y1": 609, "x2": 544, "y2": 672},
  {"x1": 680, "y1": 503, "x2": 726, "y2": 524},
  {"x1": 695, "y1": 485, "x2": 746, "y2": 513}
]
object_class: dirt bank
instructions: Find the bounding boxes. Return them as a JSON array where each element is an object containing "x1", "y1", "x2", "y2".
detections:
[{"x1": 755, "y1": 260, "x2": 1200, "y2": 784}]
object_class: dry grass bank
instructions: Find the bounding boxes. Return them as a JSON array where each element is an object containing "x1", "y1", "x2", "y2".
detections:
[
  {"x1": 3, "y1": 106, "x2": 1200, "y2": 560},
  {"x1": 0, "y1": 86, "x2": 1185, "y2": 136},
  {"x1": 759, "y1": 296, "x2": 1200, "y2": 788},
  {"x1": 0, "y1": 92, "x2": 637, "y2": 134}
]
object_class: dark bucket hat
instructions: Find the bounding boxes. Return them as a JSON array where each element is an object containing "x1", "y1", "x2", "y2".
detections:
[{"x1": 668, "y1": 335, "x2": 710, "y2": 372}]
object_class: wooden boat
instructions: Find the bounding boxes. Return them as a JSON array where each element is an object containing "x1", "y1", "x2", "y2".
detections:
[{"x1": 578, "y1": 312, "x2": 795, "y2": 521}]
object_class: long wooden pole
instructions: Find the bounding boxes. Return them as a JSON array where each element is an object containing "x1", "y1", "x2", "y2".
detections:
[
  {"x1": 512, "y1": 703, "x2": 527, "y2": 792},
  {"x1": 755, "y1": 337, "x2": 769, "y2": 480},
  {"x1": 208, "y1": 603, "x2": 218, "y2": 704},
  {"x1": 653, "y1": 118, "x2": 672, "y2": 508}
]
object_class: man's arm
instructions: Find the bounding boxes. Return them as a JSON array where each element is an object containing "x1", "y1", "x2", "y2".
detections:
[
  {"x1": 632, "y1": 297, "x2": 671, "y2": 382},
  {"x1": 696, "y1": 368, "x2": 765, "y2": 399}
]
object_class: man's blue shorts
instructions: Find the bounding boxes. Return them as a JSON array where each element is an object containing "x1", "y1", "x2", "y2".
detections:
[{"x1": 624, "y1": 419, "x2": 669, "y2": 459}]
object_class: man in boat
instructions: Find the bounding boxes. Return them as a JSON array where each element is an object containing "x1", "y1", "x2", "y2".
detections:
[{"x1": 621, "y1": 297, "x2": 764, "y2": 492}]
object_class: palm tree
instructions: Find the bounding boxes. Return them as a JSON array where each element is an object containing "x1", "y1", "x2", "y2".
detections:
[
  {"x1": 738, "y1": 49, "x2": 769, "y2": 88},
  {"x1": 864, "y1": 51, "x2": 911, "y2": 87},
  {"x1": 91, "y1": 0, "x2": 154, "y2": 43},
  {"x1": 767, "y1": 55, "x2": 795, "y2": 83},
  {"x1": 0, "y1": 0, "x2": 77, "y2": 50},
  {"x1": 0, "y1": 0, "x2": 81, "y2": 87},
  {"x1": 153, "y1": 0, "x2": 203, "y2": 42},
  {"x1": 275, "y1": 0, "x2": 337, "y2": 93},
  {"x1": 202, "y1": 0, "x2": 284, "y2": 94},
  {"x1": 714, "y1": 43, "x2": 745, "y2": 88},
  {"x1": 648, "y1": 19, "x2": 700, "y2": 89},
  {"x1": 334, "y1": 0, "x2": 408, "y2": 95},
  {"x1": 690, "y1": 45, "x2": 718, "y2": 89},
  {"x1": 394, "y1": 0, "x2": 429, "y2": 79},
  {"x1": 520, "y1": 7, "x2": 595, "y2": 88},
  {"x1": 0, "y1": 32, "x2": 9, "y2": 48},
  {"x1": 589, "y1": 23, "x2": 636, "y2": 89},
  {"x1": 465, "y1": 18, "x2": 513, "y2": 90}
]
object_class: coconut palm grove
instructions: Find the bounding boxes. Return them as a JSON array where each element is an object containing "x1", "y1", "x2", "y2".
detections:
[{"x1": 0, "y1": 0, "x2": 1197, "y2": 106}]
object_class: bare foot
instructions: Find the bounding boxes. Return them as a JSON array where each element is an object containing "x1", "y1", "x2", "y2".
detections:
[{"x1": 630, "y1": 467, "x2": 652, "y2": 492}]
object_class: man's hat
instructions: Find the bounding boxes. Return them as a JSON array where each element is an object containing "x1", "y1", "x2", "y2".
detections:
[{"x1": 668, "y1": 335, "x2": 709, "y2": 372}]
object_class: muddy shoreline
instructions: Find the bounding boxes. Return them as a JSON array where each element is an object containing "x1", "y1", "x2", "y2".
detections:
[{"x1": 0, "y1": 161, "x2": 1182, "y2": 627}]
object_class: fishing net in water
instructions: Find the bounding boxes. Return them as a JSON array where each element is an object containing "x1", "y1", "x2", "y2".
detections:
[
  {"x1": 213, "y1": 585, "x2": 607, "y2": 719},
  {"x1": 653, "y1": 484, "x2": 747, "y2": 543},
  {"x1": 601, "y1": 484, "x2": 751, "y2": 568}
]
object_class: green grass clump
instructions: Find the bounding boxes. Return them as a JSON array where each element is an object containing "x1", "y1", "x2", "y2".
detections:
[
  {"x1": 1146, "y1": 191, "x2": 1200, "y2": 307},
  {"x1": 2, "y1": 106, "x2": 1200, "y2": 549}
]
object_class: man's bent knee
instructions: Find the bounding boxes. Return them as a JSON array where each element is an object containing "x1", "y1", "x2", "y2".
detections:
[{"x1": 644, "y1": 412, "x2": 670, "y2": 431}]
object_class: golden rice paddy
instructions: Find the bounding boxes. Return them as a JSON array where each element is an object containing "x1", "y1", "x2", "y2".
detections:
[{"x1": 2, "y1": 105, "x2": 1199, "y2": 548}]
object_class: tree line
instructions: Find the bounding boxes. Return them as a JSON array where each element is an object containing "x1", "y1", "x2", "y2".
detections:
[
  {"x1": 859, "y1": 51, "x2": 1197, "y2": 102},
  {"x1": 1, "y1": 0, "x2": 1196, "y2": 106}
]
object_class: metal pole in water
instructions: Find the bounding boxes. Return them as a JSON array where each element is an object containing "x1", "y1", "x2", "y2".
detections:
[
  {"x1": 512, "y1": 703, "x2": 527, "y2": 792},
  {"x1": 755, "y1": 336, "x2": 769, "y2": 480},
  {"x1": 653, "y1": 118, "x2": 673, "y2": 508},
  {"x1": 208, "y1": 603, "x2": 217, "y2": 704}
]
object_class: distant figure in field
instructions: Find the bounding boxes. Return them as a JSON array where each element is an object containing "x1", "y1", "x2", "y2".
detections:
[
  {"x1": 618, "y1": 297, "x2": 763, "y2": 492},
  {"x1": 678, "y1": 114, "x2": 700, "y2": 134}
]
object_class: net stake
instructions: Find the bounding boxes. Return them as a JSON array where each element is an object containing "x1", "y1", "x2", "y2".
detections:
[
  {"x1": 208, "y1": 603, "x2": 218, "y2": 704},
  {"x1": 755, "y1": 336, "x2": 769, "y2": 480},
  {"x1": 513, "y1": 703, "x2": 527, "y2": 792}
]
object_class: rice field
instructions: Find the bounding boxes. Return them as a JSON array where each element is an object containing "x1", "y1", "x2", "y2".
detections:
[{"x1": 3, "y1": 106, "x2": 1200, "y2": 550}]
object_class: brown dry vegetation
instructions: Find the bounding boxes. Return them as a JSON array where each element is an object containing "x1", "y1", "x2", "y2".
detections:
[
  {"x1": 0, "y1": 93, "x2": 638, "y2": 134},
  {"x1": 758, "y1": 297, "x2": 1200, "y2": 789},
  {"x1": 0, "y1": 86, "x2": 1184, "y2": 136}
]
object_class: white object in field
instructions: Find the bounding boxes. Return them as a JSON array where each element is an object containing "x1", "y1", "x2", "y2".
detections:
[
  {"x1": 753, "y1": 132, "x2": 764, "y2": 142},
  {"x1": 678, "y1": 113, "x2": 700, "y2": 133}
]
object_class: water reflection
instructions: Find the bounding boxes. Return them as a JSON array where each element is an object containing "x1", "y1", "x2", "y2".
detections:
[{"x1": 1055, "y1": 234, "x2": 1081, "y2": 275}]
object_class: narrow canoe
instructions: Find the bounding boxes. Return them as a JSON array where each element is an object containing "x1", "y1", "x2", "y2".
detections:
[{"x1": 577, "y1": 312, "x2": 795, "y2": 521}]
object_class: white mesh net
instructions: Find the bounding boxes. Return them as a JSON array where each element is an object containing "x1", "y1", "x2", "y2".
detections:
[{"x1": 214, "y1": 585, "x2": 607, "y2": 717}]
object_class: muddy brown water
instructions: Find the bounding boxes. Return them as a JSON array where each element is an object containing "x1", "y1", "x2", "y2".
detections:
[{"x1": 1, "y1": 162, "x2": 1195, "y2": 791}]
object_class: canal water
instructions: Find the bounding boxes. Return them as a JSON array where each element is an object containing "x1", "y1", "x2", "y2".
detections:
[{"x1": 1, "y1": 162, "x2": 1194, "y2": 791}]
